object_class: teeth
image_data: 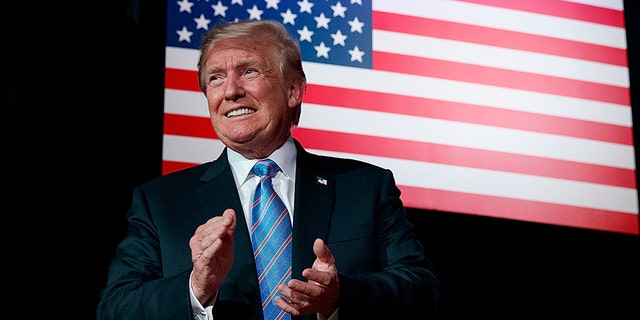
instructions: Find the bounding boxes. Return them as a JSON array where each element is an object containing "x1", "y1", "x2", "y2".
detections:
[{"x1": 226, "y1": 108, "x2": 255, "y2": 118}]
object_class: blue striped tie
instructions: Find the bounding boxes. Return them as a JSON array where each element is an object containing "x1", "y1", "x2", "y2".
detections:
[{"x1": 251, "y1": 159, "x2": 292, "y2": 320}]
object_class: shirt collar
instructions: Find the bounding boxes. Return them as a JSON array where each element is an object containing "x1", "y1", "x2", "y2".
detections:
[{"x1": 227, "y1": 136, "x2": 297, "y2": 184}]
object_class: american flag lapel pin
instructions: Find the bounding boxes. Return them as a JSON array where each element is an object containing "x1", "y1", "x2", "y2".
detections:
[{"x1": 316, "y1": 176, "x2": 328, "y2": 185}]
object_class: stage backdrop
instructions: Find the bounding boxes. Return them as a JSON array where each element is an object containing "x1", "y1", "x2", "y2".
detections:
[{"x1": 162, "y1": 0, "x2": 638, "y2": 235}]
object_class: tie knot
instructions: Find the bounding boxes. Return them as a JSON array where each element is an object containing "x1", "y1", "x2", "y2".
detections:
[{"x1": 252, "y1": 159, "x2": 280, "y2": 178}]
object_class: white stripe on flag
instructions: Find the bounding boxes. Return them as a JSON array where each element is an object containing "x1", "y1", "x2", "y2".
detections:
[
  {"x1": 162, "y1": 134, "x2": 225, "y2": 164},
  {"x1": 374, "y1": 0, "x2": 626, "y2": 48},
  {"x1": 373, "y1": 30, "x2": 629, "y2": 87}
]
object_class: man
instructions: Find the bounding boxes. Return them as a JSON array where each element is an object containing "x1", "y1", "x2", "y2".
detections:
[{"x1": 97, "y1": 19, "x2": 439, "y2": 320}]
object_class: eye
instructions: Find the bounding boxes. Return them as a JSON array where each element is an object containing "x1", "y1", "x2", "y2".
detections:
[
  {"x1": 208, "y1": 74, "x2": 224, "y2": 87},
  {"x1": 242, "y1": 69, "x2": 259, "y2": 78}
]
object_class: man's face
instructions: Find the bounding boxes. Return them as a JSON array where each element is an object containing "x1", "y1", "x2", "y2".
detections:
[{"x1": 202, "y1": 38, "x2": 299, "y2": 159}]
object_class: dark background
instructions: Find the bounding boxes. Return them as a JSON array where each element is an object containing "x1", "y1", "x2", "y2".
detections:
[{"x1": 3, "y1": 0, "x2": 638, "y2": 319}]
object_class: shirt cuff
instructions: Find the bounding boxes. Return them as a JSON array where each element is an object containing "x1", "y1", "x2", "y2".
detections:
[{"x1": 189, "y1": 272, "x2": 216, "y2": 320}]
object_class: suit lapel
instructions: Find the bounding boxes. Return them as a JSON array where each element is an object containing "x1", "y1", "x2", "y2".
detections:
[
  {"x1": 195, "y1": 150, "x2": 261, "y2": 306},
  {"x1": 291, "y1": 142, "x2": 335, "y2": 280}
]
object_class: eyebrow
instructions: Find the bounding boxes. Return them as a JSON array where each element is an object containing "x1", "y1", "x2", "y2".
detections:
[{"x1": 207, "y1": 58, "x2": 260, "y2": 74}]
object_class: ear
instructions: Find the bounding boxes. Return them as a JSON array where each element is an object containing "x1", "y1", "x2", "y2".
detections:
[{"x1": 287, "y1": 81, "x2": 304, "y2": 108}]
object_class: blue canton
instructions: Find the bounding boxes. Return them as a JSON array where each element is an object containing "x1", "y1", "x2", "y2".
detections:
[{"x1": 167, "y1": 0, "x2": 373, "y2": 68}]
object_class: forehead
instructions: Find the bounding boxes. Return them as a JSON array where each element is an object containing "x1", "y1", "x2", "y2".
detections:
[{"x1": 205, "y1": 38, "x2": 273, "y2": 66}]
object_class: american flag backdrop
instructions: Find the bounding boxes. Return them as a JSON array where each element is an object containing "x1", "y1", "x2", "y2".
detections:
[{"x1": 162, "y1": 0, "x2": 639, "y2": 235}]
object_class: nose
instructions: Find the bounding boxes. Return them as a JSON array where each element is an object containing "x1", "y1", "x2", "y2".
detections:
[{"x1": 223, "y1": 75, "x2": 244, "y2": 100}]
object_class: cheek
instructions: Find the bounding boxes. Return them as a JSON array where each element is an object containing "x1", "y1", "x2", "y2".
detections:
[{"x1": 206, "y1": 91, "x2": 224, "y2": 113}]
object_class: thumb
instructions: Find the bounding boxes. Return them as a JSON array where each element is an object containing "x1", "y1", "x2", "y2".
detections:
[
  {"x1": 223, "y1": 208, "x2": 237, "y2": 230},
  {"x1": 313, "y1": 238, "x2": 335, "y2": 264}
]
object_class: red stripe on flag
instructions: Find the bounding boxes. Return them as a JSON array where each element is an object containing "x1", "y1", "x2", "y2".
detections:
[
  {"x1": 373, "y1": 11, "x2": 628, "y2": 66},
  {"x1": 373, "y1": 51, "x2": 630, "y2": 106},
  {"x1": 399, "y1": 186, "x2": 639, "y2": 235},
  {"x1": 304, "y1": 84, "x2": 634, "y2": 146},
  {"x1": 164, "y1": 113, "x2": 216, "y2": 138},
  {"x1": 165, "y1": 68, "x2": 200, "y2": 91},
  {"x1": 456, "y1": 0, "x2": 625, "y2": 28}
]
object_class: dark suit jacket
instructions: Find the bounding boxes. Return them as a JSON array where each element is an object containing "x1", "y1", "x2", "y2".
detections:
[{"x1": 97, "y1": 139, "x2": 439, "y2": 320}]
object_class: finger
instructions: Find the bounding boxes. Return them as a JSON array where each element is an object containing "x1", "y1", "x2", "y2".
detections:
[
  {"x1": 300, "y1": 269, "x2": 330, "y2": 287},
  {"x1": 202, "y1": 217, "x2": 236, "y2": 260},
  {"x1": 190, "y1": 209, "x2": 236, "y2": 261},
  {"x1": 203, "y1": 210, "x2": 237, "y2": 242},
  {"x1": 286, "y1": 278, "x2": 323, "y2": 297},
  {"x1": 201, "y1": 209, "x2": 237, "y2": 234},
  {"x1": 275, "y1": 283, "x2": 318, "y2": 316},
  {"x1": 199, "y1": 226, "x2": 230, "y2": 252},
  {"x1": 274, "y1": 296, "x2": 303, "y2": 316}
]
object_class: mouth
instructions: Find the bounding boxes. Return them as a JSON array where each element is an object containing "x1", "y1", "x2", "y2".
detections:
[{"x1": 225, "y1": 107, "x2": 256, "y2": 118}]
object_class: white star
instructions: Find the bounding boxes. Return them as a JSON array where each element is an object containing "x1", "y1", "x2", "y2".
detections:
[
  {"x1": 314, "y1": 42, "x2": 331, "y2": 58},
  {"x1": 330, "y1": 1, "x2": 347, "y2": 18},
  {"x1": 348, "y1": 16, "x2": 364, "y2": 33},
  {"x1": 348, "y1": 45, "x2": 365, "y2": 62},
  {"x1": 194, "y1": 14, "x2": 211, "y2": 30},
  {"x1": 281, "y1": 9, "x2": 297, "y2": 25},
  {"x1": 247, "y1": 5, "x2": 264, "y2": 20},
  {"x1": 331, "y1": 29, "x2": 347, "y2": 46},
  {"x1": 298, "y1": 0, "x2": 314, "y2": 14},
  {"x1": 351, "y1": 0, "x2": 362, "y2": 5},
  {"x1": 177, "y1": 26, "x2": 193, "y2": 43},
  {"x1": 297, "y1": 26, "x2": 314, "y2": 42},
  {"x1": 211, "y1": 1, "x2": 228, "y2": 17},
  {"x1": 265, "y1": 0, "x2": 280, "y2": 10},
  {"x1": 177, "y1": 0, "x2": 194, "y2": 13},
  {"x1": 314, "y1": 13, "x2": 330, "y2": 29},
  {"x1": 231, "y1": 0, "x2": 243, "y2": 4}
]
